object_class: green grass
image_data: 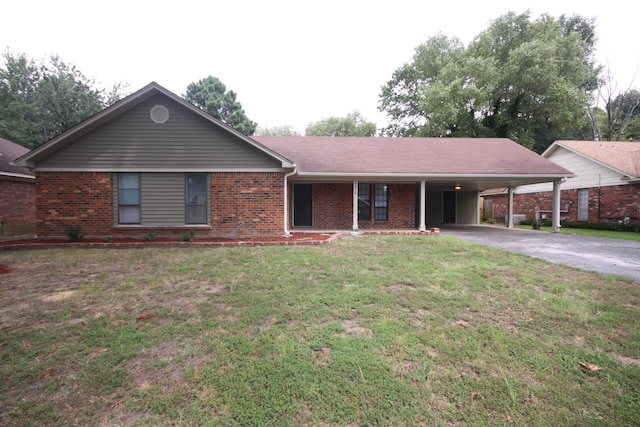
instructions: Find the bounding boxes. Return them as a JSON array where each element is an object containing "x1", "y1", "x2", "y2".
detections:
[
  {"x1": 515, "y1": 224, "x2": 640, "y2": 241},
  {"x1": 1, "y1": 236, "x2": 639, "y2": 426}
]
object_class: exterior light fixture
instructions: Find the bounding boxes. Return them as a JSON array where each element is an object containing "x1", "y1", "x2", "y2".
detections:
[{"x1": 454, "y1": 185, "x2": 461, "y2": 190}]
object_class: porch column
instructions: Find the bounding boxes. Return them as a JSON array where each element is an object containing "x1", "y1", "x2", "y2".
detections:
[
  {"x1": 352, "y1": 180, "x2": 359, "y2": 231},
  {"x1": 507, "y1": 186, "x2": 514, "y2": 228},
  {"x1": 552, "y1": 179, "x2": 561, "y2": 233},
  {"x1": 419, "y1": 180, "x2": 427, "y2": 231}
]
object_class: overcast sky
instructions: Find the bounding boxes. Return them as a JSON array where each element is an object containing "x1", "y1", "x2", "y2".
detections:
[{"x1": 2, "y1": 0, "x2": 638, "y2": 133}]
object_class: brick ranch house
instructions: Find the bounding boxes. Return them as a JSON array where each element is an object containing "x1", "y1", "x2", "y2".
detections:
[
  {"x1": 0, "y1": 137, "x2": 35, "y2": 237},
  {"x1": 13, "y1": 82, "x2": 574, "y2": 240},
  {"x1": 483, "y1": 140, "x2": 640, "y2": 225}
]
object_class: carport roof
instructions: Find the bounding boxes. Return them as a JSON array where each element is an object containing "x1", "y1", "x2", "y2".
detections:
[{"x1": 254, "y1": 136, "x2": 574, "y2": 190}]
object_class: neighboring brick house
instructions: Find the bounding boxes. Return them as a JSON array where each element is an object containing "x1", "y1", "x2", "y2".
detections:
[
  {"x1": 0, "y1": 137, "x2": 35, "y2": 237},
  {"x1": 483, "y1": 140, "x2": 640, "y2": 225},
  {"x1": 13, "y1": 82, "x2": 573, "y2": 240}
]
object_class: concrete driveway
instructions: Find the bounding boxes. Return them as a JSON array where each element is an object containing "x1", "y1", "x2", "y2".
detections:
[{"x1": 441, "y1": 225, "x2": 640, "y2": 283}]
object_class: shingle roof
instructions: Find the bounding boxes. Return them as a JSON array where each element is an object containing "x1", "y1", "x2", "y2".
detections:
[
  {"x1": 550, "y1": 140, "x2": 640, "y2": 178},
  {"x1": 254, "y1": 136, "x2": 572, "y2": 176},
  {"x1": 0, "y1": 137, "x2": 33, "y2": 178}
]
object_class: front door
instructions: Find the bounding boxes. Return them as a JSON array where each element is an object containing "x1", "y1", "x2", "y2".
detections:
[
  {"x1": 293, "y1": 184, "x2": 313, "y2": 227},
  {"x1": 443, "y1": 191, "x2": 456, "y2": 223}
]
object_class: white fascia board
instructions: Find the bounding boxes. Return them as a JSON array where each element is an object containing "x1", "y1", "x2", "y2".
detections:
[
  {"x1": 294, "y1": 172, "x2": 574, "y2": 180},
  {"x1": 0, "y1": 171, "x2": 35, "y2": 179}
]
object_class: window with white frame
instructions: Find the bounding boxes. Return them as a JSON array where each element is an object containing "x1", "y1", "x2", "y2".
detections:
[
  {"x1": 185, "y1": 173, "x2": 208, "y2": 224},
  {"x1": 118, "y1": 173, "x2": 140, "y2": 224},
  {"x1": 358, "y1": 183, "x2": 388, "y2": 221},
  {"x1": 577, "y1": 188, "x2": 589, "y2": 221}
]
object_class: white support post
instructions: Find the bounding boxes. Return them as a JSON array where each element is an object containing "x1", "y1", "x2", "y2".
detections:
[
  {"x1": 507, "y1": 186, "x2": 514, "y2": 228},
  {"x1": 352, "y1": 180, "x2": 359, "y2": 231},
  {"x1": 419, "y1": 180, "x2": 426, "y2": 231},
  {"x1": 552, "y1": 179, "x2": 561, "y2": 233}
]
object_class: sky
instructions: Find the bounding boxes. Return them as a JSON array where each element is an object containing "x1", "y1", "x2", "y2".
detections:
[{"x1": 2, "y1": 0, "x2": 639, "y2": 133}]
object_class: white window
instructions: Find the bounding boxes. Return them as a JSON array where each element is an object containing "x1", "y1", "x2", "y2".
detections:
[
  {"x1": 118, "y1": 173, "x2": 140, "y2": 224},
  {"x1": 577, "y1": 188, "x2": 589, "y2": 221},
  {"x1": 185, "y1": 173, "x2": 208, "y2": 224}
]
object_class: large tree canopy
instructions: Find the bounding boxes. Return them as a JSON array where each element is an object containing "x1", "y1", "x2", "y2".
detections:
[
  {"x1": 184, "y1": 76, "x2": 257, "y2": 135},
  {"x1": 305, "y1": 111, "x2": 377, "y2": 137},
  {"x1": 379, "y1": 12, "x2": 600, "y2": 152},
  {"x1": 0, "y1": 51, "x2": 123, "y2": 149}
]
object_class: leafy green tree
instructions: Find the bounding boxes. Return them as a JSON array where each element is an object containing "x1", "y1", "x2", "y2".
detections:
[
  {"x1": 184, "y1": 76, "x2": 257, "y2": 135},
  {"x1": 305, "y1": 111, "x2": 377, "y2": 136},
  {"x1": 379, "y1": 12, "x2": 599, "y2": 152},
  {"x1": 0, "y1": 51, "x2": 123, "y2": 149}
]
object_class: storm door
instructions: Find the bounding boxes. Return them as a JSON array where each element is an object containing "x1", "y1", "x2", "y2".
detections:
[{"x1": 293, "y1": 184, "x2": 313, "y2": 227}]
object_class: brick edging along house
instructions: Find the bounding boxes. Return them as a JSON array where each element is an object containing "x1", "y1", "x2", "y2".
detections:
[{"x1": 13, "y1": 82, "x2": 575, "y2": 240}]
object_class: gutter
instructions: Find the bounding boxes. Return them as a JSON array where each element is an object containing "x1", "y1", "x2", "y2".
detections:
[{"x1": 283, "y1": 164, "x2": 298, "y2": 236}]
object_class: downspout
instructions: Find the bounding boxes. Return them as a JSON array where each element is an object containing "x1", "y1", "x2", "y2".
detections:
[{"x1": 283, "y1": 164, "x2": 298, "y2": 237}]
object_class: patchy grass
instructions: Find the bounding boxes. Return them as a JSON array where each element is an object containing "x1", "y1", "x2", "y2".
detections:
[{"x1": 1, "y1": 235, "x2": 639, "y2": 426}]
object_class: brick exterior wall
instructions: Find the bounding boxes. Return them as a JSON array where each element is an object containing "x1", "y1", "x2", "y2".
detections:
[
  {"x1": 35, "y1": 171, "x2": 286, "y2": 239},
  {"x1": 211, "y1": 172, "x2": 284, "y2": 237},
  {"x1": 0, "y1": 177, "x2": 36, "y2": 236},
  {"x1": 308, "y1": 183, "x2": 354, "y2": 229},
  {"x1": 36, "y1": 172, "x2": 113, "y2": 237},
  {"x1": 295, "y1": 183, "x2": 418, "y2": 230},
  {"x1": 485, "y1": 183, "x2": 640, "y2": 224}
]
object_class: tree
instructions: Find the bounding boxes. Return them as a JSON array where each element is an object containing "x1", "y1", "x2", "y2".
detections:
[
  {"x1": 305, "y1": 111, "x2": 377, "y2": 137},
  {"x1": 379, "y1": 12, "x2": 599, "y2": 152},
  {"x1": 183, "y1": 76, "x2": 257, "y2": 135},
  {"x1": 590, "y1": 64, "x2": 640, "y2": 141},
  {"x1": 254, "y1": 125, "x2": 301, "y2": 136},
  {"x1": 0, "y1": 51, "x2": 124, "y2": 149}
]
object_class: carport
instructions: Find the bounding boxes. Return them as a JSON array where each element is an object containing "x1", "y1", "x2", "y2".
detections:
[{"x1": 255, "y1": 136, "x2": 575, "y2": 233}]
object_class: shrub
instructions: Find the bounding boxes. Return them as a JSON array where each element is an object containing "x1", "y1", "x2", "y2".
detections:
[
  {"x1": 144, "y1": 232, "x2": 156, "y2": 241},
  {"x1": 181, "y1": 229, "x2": 195, "y2": 242},
  {"x1": 561, "y1": 221, "x2": 639, "y2": 233},
  {"x1": 64, "y1": 225, "x2": 86, "y2": 242}
]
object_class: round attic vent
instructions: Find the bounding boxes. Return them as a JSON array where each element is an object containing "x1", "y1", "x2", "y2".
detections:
[{"x1": 150, "y1": 105, "x2": 169, "y2": 123}]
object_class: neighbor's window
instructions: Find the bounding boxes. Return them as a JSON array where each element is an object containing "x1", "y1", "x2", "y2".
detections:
[
  {"x1": 185, "y1": 173, "x2": 208, "y2": 224},
  {"x1": 358, "y1": 183, "x2": 388, "y2": 221},
  {"x1": 374, "y1": 183, "x2": 388, "y2": 221},
  {"x1": 577, "y1": 188, "x2": 589, "y2": 221},
  {"x1": 118, "y1": 173, "x2": 140, "y2": 224}
]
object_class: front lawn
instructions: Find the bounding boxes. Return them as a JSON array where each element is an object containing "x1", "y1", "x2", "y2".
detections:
[{"x1": 1, "y1": 236, "x2": 638, "y2": 426}]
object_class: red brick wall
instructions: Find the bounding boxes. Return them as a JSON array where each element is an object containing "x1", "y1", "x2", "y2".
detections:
[
  {"x1": 359, "y1": 183, "x2": 416, "y2": 229},
  {"x1": 309, "y1": 183, "x2": 354, "y2": 229},
  {"x1": 485, "y1": 183, "x2": 640, "y2": 224},
  {"x1": 35, "y1": 171, "x2": 286, "y2": 239},
  {"x1": 36, "y1": 172, "x2": 113, "y2": 237},
  {"x1": 0, "y1": 178, "x2": 36, "y2": 236},
  {"x1": 295, "y1": 183, "x2": 417, "y2": 230},
  {"x1": 211, "y1": 172, "x2": 285, "y2": 237}
]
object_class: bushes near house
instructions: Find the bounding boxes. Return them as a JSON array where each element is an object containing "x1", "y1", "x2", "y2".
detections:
[
  {"x1": 518, "y1": 219, "x2": 640, "y2": 233},
  {"x1": 63, "y1": 225, "x2": 86, "y2": 242}
]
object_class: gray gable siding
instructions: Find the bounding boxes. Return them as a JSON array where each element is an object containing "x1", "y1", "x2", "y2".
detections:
[{"x1": 37, "y1": 94, "x2": 282, "y2": 171}]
